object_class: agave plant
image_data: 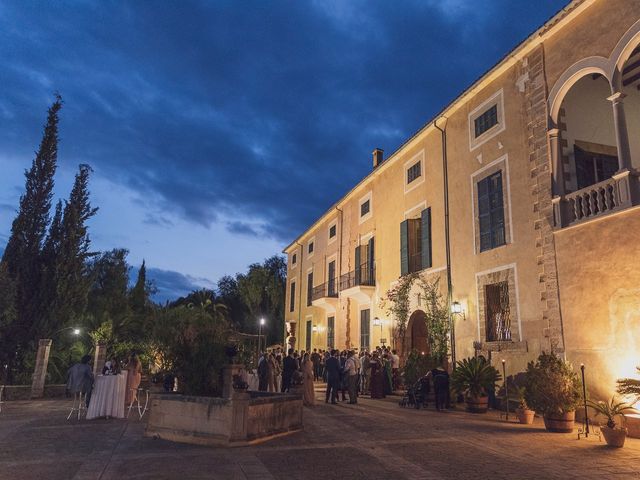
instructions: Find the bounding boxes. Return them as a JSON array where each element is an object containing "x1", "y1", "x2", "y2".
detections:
[
  {"x1": 588, "y1": 396, "x2": 634, "y2": 429},
  {"x1": 617, "y1": 367, "x2": 640, "y2": 402},
  {"x1": 451, "y1": 357, "x2": 501, "y2": 399}
]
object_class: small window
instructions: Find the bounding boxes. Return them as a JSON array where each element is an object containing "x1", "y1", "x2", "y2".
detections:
[
  {"x1": 329, "y1": 224, "x2": 336, "y2": 239},
  {"x1": 485, "y1": 281, "x2": 511, "y2": 342},
  {"x1": 308, "y1": 242, "x2": 314, "y2": 254},
  {"x1": 291, "y1": 253, "x2": 297, "y2": 265},
  {"x1": 407, "y1": 161, "x2": 421, "y2": 184},
  {"x1": 478, "y1": 171, "x2": 505, "y2": 252},
  {"x1": 360, "y1": 200, "x2": 370, "y2": 217},
  {"x1": 474, "y1": 104, "x2": 498, "y2": 138}
]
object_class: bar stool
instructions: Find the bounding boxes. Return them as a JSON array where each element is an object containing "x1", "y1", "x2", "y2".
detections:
[
  {"x1": 67, "y1": 391, "x2": 86, "y2": 420},
  {"x1": 127, "y1": 387, "x2": 149, "y2": 419}
]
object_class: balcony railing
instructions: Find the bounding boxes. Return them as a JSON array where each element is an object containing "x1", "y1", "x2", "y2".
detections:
[
  {"x1": 311, "y1": 280, "x2": 338, "y2": 301},
  {"x1": 553, "y1": 170, "x2": 640, "y2": 228},
  {"x1": 339, "y1": 264, "x2": 375, "y2": 290}
]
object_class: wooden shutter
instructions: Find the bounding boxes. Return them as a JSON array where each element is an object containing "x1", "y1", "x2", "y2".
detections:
[
  {"x1": 421, "y1": 207, "x2": 432, "y2": 269},
  {"x1": 400, "y1": 220, "x2": 409, "y2": 276},
  {"x1": 354, "y1": 245, "x2": 361, "y2": 284},
  {"x1": 367, "y1": 237, "x2": 375, "y2": 284}
]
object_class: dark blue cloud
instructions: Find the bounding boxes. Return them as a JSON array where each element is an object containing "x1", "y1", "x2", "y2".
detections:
[
  {"x1": 0, "y1": 0, "x2": 568, "y2": 245},
  {"x1": 143, "y1": 267, "x2": 214, "y2": 304}
]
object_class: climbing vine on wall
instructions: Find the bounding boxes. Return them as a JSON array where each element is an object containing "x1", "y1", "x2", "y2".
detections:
[{"x1": 379, "y1": 272, "x2": 419, "y2": 353}]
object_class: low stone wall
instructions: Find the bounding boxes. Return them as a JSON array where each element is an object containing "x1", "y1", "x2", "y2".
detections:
[
  {"x1": 2, "y1": 384, "x2": 67, "y2": 400},
  {"x1": 145, "y1": 391, "x2": 303, "y2": 447}
]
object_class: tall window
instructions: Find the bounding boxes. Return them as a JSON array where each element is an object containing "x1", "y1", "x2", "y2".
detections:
[
  {"x1": 478, "y1": 171, "x2": 505, "y2": 252},
  {"x1": 360, "y1": 309, "x2": 370, "y2": 351},
  {"x1": 306, "y1": 320, "x2": 312, "y2": 351},
  {"x1": 307, "y1": 271, "x2": 313, "y2": 306},
  {"x1": 327, "y1": 316, "x2": 335, "y2": 349},
  {"x1": 574, "y1": 145, "x2": 618, "y2": 190},
  {"x1": 289, "y1": 282, "x2": 295, "y2": 312},
  {"x1": 355, "y1": 237, "x2": 375, "y2": 286},
  {"x1": 485, "y1": 281, "x2": 511, "y2": 341},
  {"x1": 327, "y1": 260, "x2": 336, "y2": 296},
  {"x1": 400, "y1": 208, "x2": 432, "y2": 275},
  {"x1": 407, "y1": 160, "x2": 421, "y2": 184},
  {"x1": 474, "y1": 104, "x2": 498, "y2": 138}
]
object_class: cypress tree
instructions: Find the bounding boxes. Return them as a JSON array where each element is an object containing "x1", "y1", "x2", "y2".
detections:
[
  {"x1": 130, "y1": 260, "x2": 148, "y2": 314},
  {"x1": 50, "y1": 164, "x2": 98, "y2": 331},
  {"x1": 0, "y1": 96, "x2": 62, "y2": 380}
]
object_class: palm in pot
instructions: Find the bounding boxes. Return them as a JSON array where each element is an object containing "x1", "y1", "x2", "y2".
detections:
[
  {"x1": 588, "y1": 397, "x2": 634, "y2": 448},
  {"x1": 451, "y1": 357, "x2": 501, "y2": 414}
]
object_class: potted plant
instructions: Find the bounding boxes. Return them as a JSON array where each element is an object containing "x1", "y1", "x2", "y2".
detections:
[
  {"x1": 524, "y1": 352, "x2": 581, "y2": 433},
  {"x1": 588, "y1": 397, "x2": 634, "y2": 448},
  {"x1": 515, "y1": 386, "x2": 535, "y2": 424},
  {"x1": 451, "y1": 357, "x2": 501, "y2": 414}
]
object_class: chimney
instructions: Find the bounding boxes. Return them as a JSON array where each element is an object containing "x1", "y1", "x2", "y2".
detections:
[{"x1": 372, "y1": 148, "x2": 384, "y2": 169}]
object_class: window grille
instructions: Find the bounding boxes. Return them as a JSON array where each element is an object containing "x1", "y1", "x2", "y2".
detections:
[{"x1": 485, "y1": 281, "x2": 511, "y2": 341}]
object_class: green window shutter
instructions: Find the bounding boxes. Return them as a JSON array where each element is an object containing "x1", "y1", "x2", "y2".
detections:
[
  {"x1": 368, "y1": 237, "x2": 375, "y2": 284},
  {"x1": 354, "y1": 245, "x2": 361, "y2": 284},
  {"x1": 421, "y1": 207, "x2": 432, "y2": 269},
  {"x1": 400, "y1": 220, "x2": 409, "y2": 276}
]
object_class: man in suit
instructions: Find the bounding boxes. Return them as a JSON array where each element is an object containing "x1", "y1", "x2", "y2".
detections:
[
  {"x1": 324, "y1": 349, "x2": 341, "y2": 404},
  {"x1": 281, "y1": 348, "x2": 298, "y2": 393}
]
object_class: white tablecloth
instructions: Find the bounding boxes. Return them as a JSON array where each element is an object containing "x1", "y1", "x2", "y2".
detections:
[
  {"x1": 246, "y1": 373, "x2": 281, "y2": 392},
  {"x1": 86, "y1": 372, "x2": 127, "y2": 419}
]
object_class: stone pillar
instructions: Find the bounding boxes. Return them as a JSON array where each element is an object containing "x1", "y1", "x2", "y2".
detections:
[
  {"x1": 548, "y1": 128, "x2": 564, "y2": 196},
  {"x1": 93, "y1": 342, "x2": 106, "y2": 377},
  {"x1": 30, "y1": 339, "x2": 52, "y2": 399},
  {"x1": 608, "y1": 92, "x2": 633, "y2": 171}
]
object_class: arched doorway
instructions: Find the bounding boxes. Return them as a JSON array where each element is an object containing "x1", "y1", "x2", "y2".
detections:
[{"x1": 407, "y1": 310, "x2": 428, "y2": 354}]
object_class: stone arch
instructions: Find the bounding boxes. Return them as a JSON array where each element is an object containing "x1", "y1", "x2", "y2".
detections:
[
  {"x1": 407, "y1": 309, "x2": 429, "y2": 355},
  {"x1": 548, "y1": 57, "x2": 612, "y2": 124},
  {"x1": 610, "y1": 18, "x2": 640, "y2": 92}
]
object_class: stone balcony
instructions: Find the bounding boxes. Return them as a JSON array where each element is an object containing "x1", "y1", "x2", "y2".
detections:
[
  {"x1": 311, "y1": 281, "x2": 339, "y2": 313},
  {"x1": 339, "y1": 266, "x2": 375, "y2": 303},
  {"x1": 552, "y1": 169, "x2": 640, "y2": 229}
]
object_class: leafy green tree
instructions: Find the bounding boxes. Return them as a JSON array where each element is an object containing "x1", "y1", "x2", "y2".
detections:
[
  {"x1": 217, "y1": 275, "x2": 247, "y2": 329},
  {"x1": 0, "y1": 96, "x2": 62, "y2": 382},
  {"x1": 130, "y1": 260, "x2": 149, "y2": 314}
]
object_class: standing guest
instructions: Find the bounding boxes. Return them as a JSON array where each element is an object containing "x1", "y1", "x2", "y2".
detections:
[
  {"x1": 382, "y1": 353, "x2": 393, "y2": 396},
  {"x1": 360, "y1": 351, "x2": 371, "y2": 395},
  {"x1": 301, "y1": 353, "x2": 316, "y2": 406},
  {"x1": 267, "y1": 353, "x2": 279, "y2": 393},
  {"x1": 432, "y1": 360, "x2": 451, "y2": 411},
  {"x1": 281, "y1": 349, "x2": 298, "y2": 393},
  {"x1": 125, "y1": 352, "x2": 142, "y2": 405},
  {"x1": 67, "y1": 355, "x2": 94, "y2": 407},
  {"x1": 324, "y1": 350, "x2": 340, "y2": 404},
  {"x1": 257, "y1": 352, "x2": 269, "y2": 391},
  {"x1": 339, "y1": 351, "x2": 348, "y2": 402},
  {"x1": 344, "y1": 351, "x2": 359, "y2": 404},
  {"x1": 319, "y1": 349, "x2": 326, "y2": 381},
  {"x1": 369, "y1": 352, "x2": 385, "y2": 399},
  {"x1": 311, "y1": 349, "x2": 321, "y2": 381},
  {"x1": 322, "y1": 349, "x2": 331, "y2": 383},
  {"x1": 391, "y1": 349, "x2": 400, "y2": 390}
]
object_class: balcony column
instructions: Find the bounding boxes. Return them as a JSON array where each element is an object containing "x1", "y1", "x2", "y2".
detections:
[
  {"x1": 548, "y1": 128, "x2": 564, "y2": 196},
  {"x1": 608, "y1": 91, "x2": 633, "y2": 172}
]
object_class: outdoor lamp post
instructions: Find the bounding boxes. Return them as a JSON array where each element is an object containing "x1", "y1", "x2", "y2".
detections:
[
  {"x1": 502, "y1": 359, "x2": 509, "y2": 421},
  {"x1": 581, "y1": 363, "x2": 590, "y2": 437},
  {"x1": 373, "y1": 317, "x2": 384, "y2": 347},
  {"x1": 51, "y1": 326, "x2": 81, "y2": 338},
  {"x1": 258, "y1": 317, "x2": 265, "y2": 354}
]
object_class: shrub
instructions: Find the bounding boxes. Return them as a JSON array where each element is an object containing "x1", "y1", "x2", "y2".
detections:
[
  {"x1": 402, "y1": 350, "x2": 440, "y2": 387},
  {"x1": 451, "y1": 356, "x2": 501, "y2": 399},
  {"x1": 524, "y1": 352, "x2": 581, "y2": 416}
]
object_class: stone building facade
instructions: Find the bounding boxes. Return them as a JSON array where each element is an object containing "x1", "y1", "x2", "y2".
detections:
[{"x1": 283, "y1": 0, "x2": 640, "y2": 400}]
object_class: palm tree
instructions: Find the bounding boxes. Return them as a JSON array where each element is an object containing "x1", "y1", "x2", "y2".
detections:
[{"x1": 617, "y1": 367, "x2": 640, "y2": 402}]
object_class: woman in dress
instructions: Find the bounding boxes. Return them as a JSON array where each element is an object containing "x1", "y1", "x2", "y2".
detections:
[
  {"x1": 369, "y1": 352, "x2": 385, "y2": 399},
  {"x1": 382, "y1": 353, "x2": 393, "y2": 395},
  {"x1": 125, "y1": 352, "x2": 142, "y2": 405},
  {"x1": 301, "y1": 353, "x2": 316, "y2": 406}
]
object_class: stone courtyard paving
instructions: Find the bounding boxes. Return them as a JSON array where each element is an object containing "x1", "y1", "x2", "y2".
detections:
[{"x1": 1, "y1": 386, "x2": 639, "y2": 480}]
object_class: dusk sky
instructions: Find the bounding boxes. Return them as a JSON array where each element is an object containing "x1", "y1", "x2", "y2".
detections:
[{"x1": 0, "y1": 1, "x2": 568, "y2": 301}]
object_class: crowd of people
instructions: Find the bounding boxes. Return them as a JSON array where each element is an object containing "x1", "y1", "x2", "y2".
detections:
[{"x1": 255, "y1": 346, "x2": 402, "y2": 407}]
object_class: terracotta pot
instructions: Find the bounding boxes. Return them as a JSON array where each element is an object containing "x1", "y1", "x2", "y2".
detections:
[
  {"x1": 543, "y1": 411, "x2": 575, "y2": 433},
  {"x1": 466, "y1": 395, "x2": 489, "y2": 414},
  {"x1": 600, "y1": 426, "x2": 627, "y2": 448},
  {"x1": 516, "y1": 407, "x2": 535, "y2": 425}
]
